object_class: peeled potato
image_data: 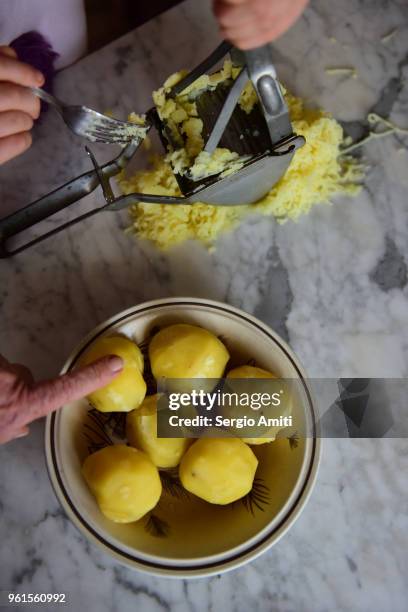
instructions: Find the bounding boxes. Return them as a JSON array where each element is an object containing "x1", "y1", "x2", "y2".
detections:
[
  {"x1": 227, "y1": 365, "x2": 290, "y2": 445},
  {"x1": 149, "y1": 324, "x2": 229, "y2": 380},
  {"x1": 227, "y1": 365, "x2": 277, "y2": 380},
  {"x1": 127, "y1": 395, "x2": 191, "y2": 468},
  {"x1": 179, "y1": 438, "x2": 258, "y2": 505},
  {"x1": 82, "y1": 445, "x2": 161, "y2": 523},
  {"x1": 79, "y1": 335, "x2": 146, "y2": 412}
]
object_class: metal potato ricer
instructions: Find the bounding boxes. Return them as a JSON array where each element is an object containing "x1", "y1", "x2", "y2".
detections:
[{"x1": 0, "y1": 41, "x2": 305, "y2": 257}]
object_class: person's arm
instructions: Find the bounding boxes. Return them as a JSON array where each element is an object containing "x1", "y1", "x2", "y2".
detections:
[
  {"x1": 213, "y1": 0, "x2": 309, "y2": 49},
  {"x1": 0, "y1": 46, "x2": 44, "y2": 164},
  {"x1": 0, "y1": 354, "x2": 123, "y2": 444}
]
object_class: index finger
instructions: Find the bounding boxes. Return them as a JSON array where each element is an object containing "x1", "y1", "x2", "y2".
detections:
[
  {"x1": 19, "y1": 355, "x2": 123, "y2": 424},
  {"x1": 0, "y1": 46, "x2": 18, "y2": 59},
  {"x1": 0, "y1": 54, "x2": 44, "y2": 87}
]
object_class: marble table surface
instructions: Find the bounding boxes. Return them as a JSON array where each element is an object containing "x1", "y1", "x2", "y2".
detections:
[{"x1": 0, "y1": 0, "x2": 407, "y2": 610}]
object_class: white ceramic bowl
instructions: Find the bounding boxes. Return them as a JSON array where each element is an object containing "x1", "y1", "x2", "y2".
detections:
[{"x1": 45, "y1": 298, "x2": 320, "y2": 578}]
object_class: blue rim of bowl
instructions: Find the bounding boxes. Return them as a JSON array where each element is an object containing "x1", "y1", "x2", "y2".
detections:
[{"x1": 46, "y1": 299, "x2": 318, "y2": 576}]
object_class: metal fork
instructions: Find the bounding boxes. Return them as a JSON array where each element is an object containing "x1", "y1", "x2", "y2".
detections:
[{"x1": 31, "y1": 87, "x2": 149, "y2": 145}]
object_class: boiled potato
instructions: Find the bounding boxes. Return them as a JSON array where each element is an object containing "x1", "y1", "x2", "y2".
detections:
[
  {"x1": 227, "y1": 365, "x2": 290, "y2": 445},
  {"x1": 227, "y1": 365, "x2": 277, "y2": 380},
  {"x1": 179, "y1": 438, "x2": 258, "y2": 505},
  {"x1": 82, "y1": 445, "x2": 161, "y2": 523},
  {"x1": 127, "y1": 395, "x2": 191, "y2": 468},
  {"x1": 149, "y1": 324, "x2": 229, "y2": 381},
  {"x1": 79, "y1": 335, "x2": 146, "y2": 413}
]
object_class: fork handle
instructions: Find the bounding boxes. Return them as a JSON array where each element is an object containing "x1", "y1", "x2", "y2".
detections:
[{"x1": 30, "y1": 87, "x2": 64, "y2": 113}]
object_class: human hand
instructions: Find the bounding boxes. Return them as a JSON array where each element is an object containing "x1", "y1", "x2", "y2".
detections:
[
  {"x1": 0, "y1": 354, "x2": 123, "y2": 444},
  {"x1": 213, "y1": 0, "x2": 309, "y2": 49},
  {"x1": 0, "y1": 46, "x2": 45, "y2": 165}
]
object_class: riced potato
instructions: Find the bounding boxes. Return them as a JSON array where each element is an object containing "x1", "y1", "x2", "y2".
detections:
[{"x1": 118, "y1": 62, "x2": 362, "y2": 249}]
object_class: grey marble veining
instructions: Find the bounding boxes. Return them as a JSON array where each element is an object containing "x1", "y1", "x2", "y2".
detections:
[{"x1": 0, "y1": 0, "x2": 407, "y2": 610}]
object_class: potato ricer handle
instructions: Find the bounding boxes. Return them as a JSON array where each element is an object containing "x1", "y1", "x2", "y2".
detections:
[
  {"x1": 0, "y1": 142, "x2": 139, "y2": 258},
  {"x1": 0, "y1": 172, "x2": 103, "y2": 258},
  {"x1": 232, "y1": 44, "x2": 293, "y2": 145}
]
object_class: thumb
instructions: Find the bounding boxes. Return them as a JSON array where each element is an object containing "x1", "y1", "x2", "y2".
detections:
[{"x1": 23, "y1": 355, "x2": 123, "y2": 423}]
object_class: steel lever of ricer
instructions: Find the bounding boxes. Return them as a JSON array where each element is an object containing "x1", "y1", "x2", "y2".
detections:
[{"x1": 0, "y1": 141, "x2": 187, "y2": 258}]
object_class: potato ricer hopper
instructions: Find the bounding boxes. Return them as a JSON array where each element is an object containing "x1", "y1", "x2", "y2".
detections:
[{"x1": 0, "y1": 41, "x2": 305, "y2": 257}]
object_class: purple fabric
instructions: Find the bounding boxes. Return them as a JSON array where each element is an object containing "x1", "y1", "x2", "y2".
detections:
[{"x1": 10, "y1": 31, "x2": 59, "y2": 112}]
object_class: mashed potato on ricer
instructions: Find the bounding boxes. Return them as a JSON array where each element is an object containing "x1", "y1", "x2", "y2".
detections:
[{"x1": 117, "y1": 62, "x2": 362, "y2": 250}]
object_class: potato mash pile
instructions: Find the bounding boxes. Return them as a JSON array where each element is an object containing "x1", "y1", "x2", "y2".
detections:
[
  {"x1": 80, "y1": 325, "x2": 288, "y2": 523},
  {"x1": 118, "y1": 62, "x2": 362, "y2": 250}
]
